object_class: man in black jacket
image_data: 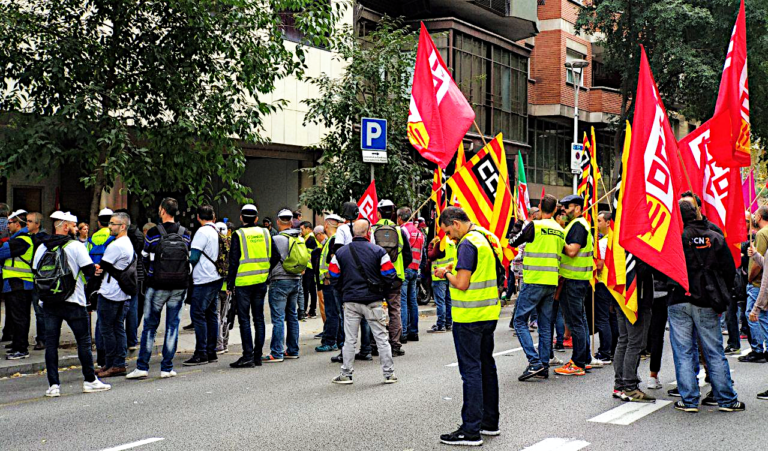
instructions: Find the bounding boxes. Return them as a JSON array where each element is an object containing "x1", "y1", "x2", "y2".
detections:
[
  {"x1": 667, "y1": 199, "x2": 744, "y2": 413},
  {"x1": 328, "y1": 220, "x2": 399, "y2": 385}
]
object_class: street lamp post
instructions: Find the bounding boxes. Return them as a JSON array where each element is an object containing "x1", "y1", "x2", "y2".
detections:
[{"x1": 565, "y1": 59, "x2": 590, "y2": 195}]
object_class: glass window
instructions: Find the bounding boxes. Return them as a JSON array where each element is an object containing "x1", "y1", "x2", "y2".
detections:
[{"x1": 566, "y1": 49, "x2": 586, "y2": 86}]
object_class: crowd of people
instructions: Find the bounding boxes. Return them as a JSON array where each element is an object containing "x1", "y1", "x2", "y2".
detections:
[{"x1": 1, "y1": 187, "x2": 764, "y2": 446}]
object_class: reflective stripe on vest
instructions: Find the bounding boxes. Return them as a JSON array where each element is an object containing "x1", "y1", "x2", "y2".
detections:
[
  {"x1": 559, "y1": 217, "x2": 594, "y2": 281},
  {"x1": 522, "y1": 218, "x2": 564, "y2": 286},
  {"x1": 449, "y1": 230, "x2": 500, "y2": 323},
  {"x1": 403, "y1": 223, "x2": 424, "y2": 270},
  {"x1": 431, "y1": 240, "x2": 457, "y2": 281},
  {"x1": 235, "y1": 227, "x2": 271, "y2": 286},
  {"x1": 3, "y1": 235, "x2": 34, "y2": 282}
]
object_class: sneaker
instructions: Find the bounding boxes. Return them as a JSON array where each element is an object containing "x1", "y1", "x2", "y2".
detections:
[
  {"x1": 261, "y1": 355, "x2": 283, "y2": 363},
  {"x1": 667, "y1": 388, "x2": 681, "y2": 397},
  {"x1": 562, "y1": 337, "x2": 573, "y2": 349},
  {"x1": 674, "y1": 401, "x2": 698, "y2": 413},
  {"x1": 549, "y1": 356, "x2": 564, "y2": 366},
  {"x1": 554, "y1": 343, "x2": 565, "y2": 352},
  {"x1": 355, "y1": 353, "x2": 372, "y2": 361},
  {"x1": 623, "y1": 388, "x2": 656, "y2": 403},
  {"x1": 554, "y1": 361, "x2": 585, "y2": 376},
  {"x1": 428, "y1": 325, "x2": 447, "y2": 333},
  {"x1": 639, "y1": 350, "x2": 650, "y2": 360},
  {"x1": 702, "y1": 391, "x2": 717, "y2": 406},
  {"x1": 446, "y1": 325, "x2": 452, "y2": 331},
  {"x1": 315, "y1": 344, "x2": 336, "y2": 352},
  {"x1": 479, "y1": 428, "x2": 501, "y2": 437},
  {"x1": 590, "y1": 357, "x2": 605, "y2": 368},
  {"x1": 207, "y1": 354, "x2": 218, "y2": 363},
  {"x1": 440, "y1": 429, "x2": 483, "y2": 447},
  {"x1": 383, "y1": 374, "x2": 398, "y2": 384},
  {"x1": 613, "y1": 389, "x2": 627, "y2": 400},
  {"x1": 332, "y1": 374, "x2": 353, "y2": 385},
  {"x1": 518, "y1": 365, "x2": 547, "y2": 381},
  {"x1": 647, "y1": 377, "x2": 662, "y2": 389},
  {"x1": 594, "y1": 353, "x2": 613, "y2": 364},
  {"x1": 314, "y1": 333, "x2": 324, "y2": 339},
  {"x1": 160, "y1": 370, "x2": 177, "y2": 378},
  {"x1": 125, "y1": 369, "x2": 149, "y2": 379},
  {"x1": 216, "y1": 347, "x2": 228, "y2": 355},
  {"x1": 724, "y1": 346, "x2": 741, "y2": 355},
  {"x1": 392, "y1": 348, "x2": 405, "y2": 357},
  {"x1": 182, "y1": 323, "x2": 194, "y2": 331},
  {"x1": 284, "y1": 353, "x2": 300, "y2": 359},
  {"x1": 183, "y1": 355, "x2": 208, "y2": 366},
  {"x1": 738, "y1": 351, "x2": 766, "y2": 363},
  {"x1": 83, "y1": 378, "x2": 111, "y2": 393},
  {"x1": 331, "y1": 353, "x2": 343, "y2": 363},
  {"x1": 400, "y1": 336, "x2": 409, "y2": 344},
  {"x1": 127, "y1": 345, "x2": 139, "y2": 351},
  {"x1": 230, "y1": 357, "x2": 256, "y2": 368},
  {"x1": 6, "y1": 351, "x2": 29, "y2": 360},
  {"x1": 719, "y1": 401, "x2": 746, "y2": 412},
  {"x1": 45, "y1": 384, "x2": 60, "y2": 398},
  {"x1": 757, "y1": 389, "x2": 768, "y2": 400},
  {"x1": 34, "y1": 340, "x2": 45, "y2": 351},
  {"x1": 407, "y1": 333, "x2": 419, "y2": 342}
]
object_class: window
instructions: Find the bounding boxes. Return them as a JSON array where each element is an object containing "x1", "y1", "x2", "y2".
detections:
[
  {"x1": 278, "y1": 1, "x2": 331, "y2": 48},
  {"x1": 566, "y1": 49, "x2": 586, "y2": 86}
]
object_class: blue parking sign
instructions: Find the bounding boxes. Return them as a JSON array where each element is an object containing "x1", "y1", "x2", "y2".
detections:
[{"x1": 361, "y1": 118, "x2": 387, "y2": 151}]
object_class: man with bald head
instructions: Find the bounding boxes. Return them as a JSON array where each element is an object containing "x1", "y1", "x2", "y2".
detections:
[{"x1": 328, "y1": 219, "x2": 399, "y2": 384}]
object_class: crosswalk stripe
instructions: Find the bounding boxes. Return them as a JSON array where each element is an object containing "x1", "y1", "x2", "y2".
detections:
[
  {"x1": 445, "y1": 347, "x2": 522, "y2": 367},
  {"x1": 100, "y1": 438, "x2": 164, "y2": 451},
  {"x1": 588, "y1": 400, "x2": 672, "y2": 425},
  {"x1": 521, "y1": 438, "x2": 590, "y2": 451}
]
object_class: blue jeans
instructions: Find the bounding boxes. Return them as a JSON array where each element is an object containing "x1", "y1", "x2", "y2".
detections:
[
  {"x1": 746, "y1": 285, "x2": 768, "y2": 352},
  {"x1": 235, "y1": 283, "x2": 267, "y2": 361},
  {"x1": 321, "y1": 285, "x2": 343, "y2": 347},
  {"x1": 452, "y1": 320, "x2": 499, "y2": 435},
  {"x1": 190, "y1": 279, "x2": 223, "y2": 356},
  {"x1": 594, "y1": 284, "x2": 613, "y2": 357},
  {"x1": 559, "y1": 279, "x2": 590, "y2": 368},
  {"x1": 42, "y1": 302, "x2": 95, "y2": 386},
  {"x1": 137, "y1": 288, "x2": 186, "y2": 372},
  {"x1": 268, "y1": 279, "x2": 301, "y2": 358},
  {"x1": 668, "y1": 303, "x2": 738, "y2": 408},
  {"x1": 125, "y1": 293, "x2": 139, "y2": 348},
  {"x1": 97, "y1": 296, "x2": 127, "y2": 368},
  {"x1": 513, "y1": 283, "x2": 556, "y2": 369},
  {"x1": 433, "y1": 280, "x2": 453, "y2": 329},
  {"x1": 400, "y1": 268, "x2": 419, "y2": 335}
]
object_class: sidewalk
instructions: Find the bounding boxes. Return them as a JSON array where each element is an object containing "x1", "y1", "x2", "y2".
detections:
[{"x1": 0, "y1": 302, "x2": 437, "y2": 378}]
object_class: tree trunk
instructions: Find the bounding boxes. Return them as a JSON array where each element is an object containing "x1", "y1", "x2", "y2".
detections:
[{"x1": 88, "y1": 146, "x2": 109, "y2": 231}]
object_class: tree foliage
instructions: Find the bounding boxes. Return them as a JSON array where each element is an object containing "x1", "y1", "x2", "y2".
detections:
[
  {"x1": 300, "y1": 18, "x2": 431, "y2": 214},
  {"x1": 0, "y1": 0, "x2": 343, "y2": 225}
]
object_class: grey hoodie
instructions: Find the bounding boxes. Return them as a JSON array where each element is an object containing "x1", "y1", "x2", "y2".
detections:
[{"x1": 270, "y1": 228, "x2": 303, "y2": 281}]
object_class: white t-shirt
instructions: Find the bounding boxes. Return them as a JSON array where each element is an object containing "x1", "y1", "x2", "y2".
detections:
[
  {"x1": 33, "y1": 239, "x2": 93, "y2": 307},
  {"x1": 335, "y1": 222, "x2": 353, "y2": 247},
  {"x1": 98, "y1": 235, "x2": 134, "y2": 301},
  {"x1": 191, "y1": 224, "x2": 222, "y2": 285},
  {"x1": 598, "y1": 237, "x2": 608, "y2": 260}
]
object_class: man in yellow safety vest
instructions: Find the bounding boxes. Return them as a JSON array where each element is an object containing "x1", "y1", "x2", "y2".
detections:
[{"x1": 1, "y1": 210, "x2": 35, "y2": 359}]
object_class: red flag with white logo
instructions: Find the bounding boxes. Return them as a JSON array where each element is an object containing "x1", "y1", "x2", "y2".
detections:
[
  {"x1": 407, "y1": 23, "x2": 476, "y2": 169},
  {"x1": 619, "y1": 46, "x2": 688, "y2": 291},
  {"x1": 357, "y1": 180, "x2": 379, "y2": 224}
]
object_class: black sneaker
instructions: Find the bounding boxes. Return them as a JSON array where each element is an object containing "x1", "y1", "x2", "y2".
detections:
[
  {"x1": 428, "y1": 325, "x2": 447, "y2": 333},
  {"x1": 392, "y1": 348, "x2": 405, "y2": 357},
  {"x1": 407, "y1": 333, "x2": 419, "y2": 342},
  {"x1": 371, "y1": 347, "x2": 379, "y2": 356},
  {"x1": 702, "y1": 391, "x2": 717, "y2": 406},
  {"x1": 757, "y1": 389, "x2": 768, "y2": 400},
  {"x1": 724, "y1": 346, "x2": 741, "y2": 355},
  {"x1": 182, "y1": 355, "x2": 208, "y2": 366},
  {"x1": 355, "y1": 352, "x2": 372, "y2": 361},
  {"x1": 719, "y1": 401, "x2": 746, "y2": 412},
  {"x1": 314, "y1": 333, "x2": 324, "y2": 339},
  {"x1": 446, "y1": 324, "x2": 452, "y2": 331},
  {"x1": 440, "y1": 429, "x2": 483, "y2": 446},
  {"x1": 182, "y1": 323, "x2": 194, "y2": 331},
  {"x1": 229, "y1": 357, "x2": 255, "y2": 368},
  {"x1": 667, "y1": 387, "x2": 681, "y2": 397},
  {"x1": 479, "y1": 427, "x2": 500, "y2": 436},
  {"x1": 673, "y1": 401, "x2": 699, "y2": 413},
  {"x1": 6, "y1": 351, "x2": 29, "y2": 360},
  {"x1": 207, "y1": 354, "x2": 219, "y2": 363},
  {"x1": 738, "y1": 351, "x2": 766, "y2": 363},
  {"x1": 554, "y1": 343, "x2": 565, "y2": 352},
  {"x1": 331, "y1": 353, "x2": 343, "y2": 363},
  {"x1": 518, "y1": 365, "x2": 546, "y2": 381},
  {"x1": 400, "y1": 336, "x2": 408, "y2": 344}
]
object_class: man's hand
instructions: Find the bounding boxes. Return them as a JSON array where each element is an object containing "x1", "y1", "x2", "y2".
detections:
[
  {"x1": 94, "y1": 264, "x2": 102, "y2": 276},
  {"x1": 749, "y1": 245, "x2": 757, "y2": 257},
  {"x1": 434, "y1": 267, "x2": 447, "y2": 279},
  {"x1": 750, "y1": 311, "x2": 759, "y2": 323}
]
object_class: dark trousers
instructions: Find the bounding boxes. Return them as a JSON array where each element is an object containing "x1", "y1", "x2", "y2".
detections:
[
  {"x1": 97, "y1": 296, "x2": 127, "y2": 369},
  {"x1": 648, "y1": 295, "x2": 669, "y2": 374},
  {"x1": 235, "y1": 283, "x2": 267, "y2": 361},
  {"x1": 303, "y1": 269, "x2": 318, "y2": 316},
  {"x1": 32, "y1": 290, "x2": 45, "y2": 343},
  {"x1": 190, "y1": 279, "x2": 223, "y2": 357},
  {"x1": 614, "y1": 303, "x2": 652, "y2": 391},
  {"x1": 7, "y1": 289, "x2": 33, "y2": 353},
  {"x1": 1, "y1": 294, "x2": 12, "y2": 340},
  {"x1": 386, "y1": 280, "x2": 403, "y2": 350},
  {"x1": 321, "y1": 285, "x2": 344, "y2": 347},
  {"x1": 594, "y1": 284, "x2": 614, "y2": 357},
  {"x1": 559, "y1": 279, "x2": 590, "y2": 368},
  {"x1": 453, "y1": 320, "x2": 499, "y2": 435},
  {"x1": 725, "y1": 294, "x2": 743, "y2": 349},
  {"x1": 43, "y1": 302, "x2": 96, "y2": 386},
  {"x1": 609, "y1": 305, "x2": 619, "y2": 357}
]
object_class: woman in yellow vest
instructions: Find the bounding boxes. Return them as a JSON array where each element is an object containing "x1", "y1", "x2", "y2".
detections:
[{"x1": 433, "y1": 207, "x2": 500, "y2": 446}]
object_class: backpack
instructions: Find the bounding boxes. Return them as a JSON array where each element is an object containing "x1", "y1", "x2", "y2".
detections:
[
  {"x1": 107, "y1": 254, "x2": 138, "y2": 297},
  {"x1": 280, "y1": 233, "x2": 310, "y2": 274},
  {"x1": 34, "y1": 241, "x2": 77, "y2": 305},
  {"x1": 373, "y1": 225, "x2": 400, "y2": 264},
  {"x1": 153, "y1": 224, "x2": 190, "y2": 288},
  {"x1": 202, "y1": 224, "x2": 230, "y2": 278}
]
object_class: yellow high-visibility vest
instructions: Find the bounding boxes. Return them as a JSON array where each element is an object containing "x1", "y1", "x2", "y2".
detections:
[{"x1": 235, "y1": 227, "x2": 272, "y2": 286}]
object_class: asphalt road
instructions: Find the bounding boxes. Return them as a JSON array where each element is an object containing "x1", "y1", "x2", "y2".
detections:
[{"x1": 1, "y1": 306, "x2": 766, "y2": 451}]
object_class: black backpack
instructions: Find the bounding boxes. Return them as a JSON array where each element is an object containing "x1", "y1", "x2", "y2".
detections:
[
  {"x1": 153, "y1": 224, "x2": 189, "y2": 288},
  {"x1": 34, "y1": 241, "x2": 77, "y2": 305},
  {"x1": 373, "y1": 225, "x2": 400, "y2": 264},
  {"x1": 106, "y1": 253, "x2": 138, "y2": 297}
]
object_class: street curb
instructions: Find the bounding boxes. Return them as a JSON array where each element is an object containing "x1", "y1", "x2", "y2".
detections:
[{"x1": 0, "y1": 306, "x2": 438, "y2": 378}]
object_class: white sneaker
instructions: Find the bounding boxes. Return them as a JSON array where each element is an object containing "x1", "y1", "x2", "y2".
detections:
[
  {"x1": 647, "y1": 377, "x2": 662, "y2": 389},
  {"x1": 83, "y1": 378, "x2": 111, "y2": 393},
  {"x1": 590, "y1": 357, "x2": 605, "y2": 368},
  {"x1": 45, "y1": 384, "x2": 60, "y2": 397},
  {"x1": 125, "y1": 369, "x2": 149, "y2": 379},
  {"x1": 549, "y1": 356, "x2": 564, "y2": 366},
  {"x1": 161, "y1": 370, "x2": 177, "y2": 378}
]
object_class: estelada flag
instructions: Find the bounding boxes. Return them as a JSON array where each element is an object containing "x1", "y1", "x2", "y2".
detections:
[
  {"x1": 446, "y1": 134, "x2": 514, "y2": 262},
  {"x1": 408, "y1": 23, "x2": 475, "y2": 169},
  {"x1": 619, "y1": 46, "x2": 688, "y2": 291},
  {"x1": 357, "y1": 180, "x2": 379, "y2": 224},
  {"x1": 678, "y1": 119, "x2": 746, "y2": 266},
  {"x1": 709, "y1": 0, "x2": 751, "y2": 167}
]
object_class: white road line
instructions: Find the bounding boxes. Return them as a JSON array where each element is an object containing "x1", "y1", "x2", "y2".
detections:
[
  {"x1": 521, "y1": 438, "x2": 590, "y2": 451},
  {"x1": 445, "y1": 347, "x2": 522, "y2": 367},
  {"x1": 100, "y1": 438, "x2": 165, "y2": 451},
  {"x1": 588, "y1": 400, "x2": 672, "y2": 425}
]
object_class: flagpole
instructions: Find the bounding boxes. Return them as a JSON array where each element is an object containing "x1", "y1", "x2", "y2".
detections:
[
  {"x1": 600, "y1": 177, "x2": 613, "y2": 213},
  {"x1": 584, "y1": 185, "x2": 619, "y2": 211},
  {"x1": 749, "y1": 165, "x2": 755, "y2": 246}
]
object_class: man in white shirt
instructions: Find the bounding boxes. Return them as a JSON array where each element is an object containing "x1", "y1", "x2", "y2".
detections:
[
  {"x1": 33, "y1": 211, "x2": 111, "y2": 397},
  {"x1": 184, "y1": 205, "x2": 224, "y2": 366},
  {"x1": 95, "y1": 212, "x2": 135, "y2": 378}
]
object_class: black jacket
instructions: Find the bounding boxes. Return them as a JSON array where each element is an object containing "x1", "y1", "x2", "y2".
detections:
[{"x1": 331, "y1": 237, "x2": 398, "y2": 304}]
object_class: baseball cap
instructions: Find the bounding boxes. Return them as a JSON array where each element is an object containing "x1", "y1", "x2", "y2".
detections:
[
  {"x1": 377, "y1": 199, "x2": 395, "y2": 208},
  {"x1": 98, "y1": 208, "x2": 113, "y2": 217},
  {"x1": 50, "y1": 211, "x2": 67, "y2": 221},
  {"x1": 64, "y1": 212, "x2": 78, "y2": 223},
  {"x1": 324, "y1": 213, "x2": 343, "y2": 223},
  {"x1": 559, "y1": 194, "x2": 584, "y2": 207},
  {"x1": 241, "y1": 204, "x2": 258, "y2": 216},
  {"x1": 8, "y1": 209, "x2": 27, "y2": 221},
  {"x1": 277, "y1": 209, "x2": 294, "y2": 220}
]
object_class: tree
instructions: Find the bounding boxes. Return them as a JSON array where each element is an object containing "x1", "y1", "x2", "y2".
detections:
[
  {"x1": 0, "y1": 0, "x2": 343, "y2": 227},
  {"x1": 576, "y1": 0, "x2": 768, "y2": 175},
  {"x1": 300, "y1": 18, "x2": 431, "y2": 214}
]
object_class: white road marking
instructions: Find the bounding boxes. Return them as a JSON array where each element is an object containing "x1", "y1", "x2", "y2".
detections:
[
  {"x1": 521, "y1": 438, "x2": 590, "y2": 451},
  {"x1": 588, "y1": 400, "x2": 672, "y2": 425},
  {"x1": 100, "y1": 438, "x2": 164, "y2": 451},
  {"x1": 445, "y1": 347, "x2": 522, "y2": 367}
]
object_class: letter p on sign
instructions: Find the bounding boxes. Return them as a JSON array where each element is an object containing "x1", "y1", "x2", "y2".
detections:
[{"x1": 361, "y1": 118, "x2": 388, "y2": 151}]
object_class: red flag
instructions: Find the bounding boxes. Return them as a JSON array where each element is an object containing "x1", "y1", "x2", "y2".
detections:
[
  {"x1": 678, "y1": 119, "x2": 746, "y2": 266},
  {"x1": 619, "y1": 46, "x2": 689, "y2": 291},
  {"x1": 709, "y1": 0, "x2": 751, "y2": 167},
  {"x1": 407, "y1": 23, "x2": 475, "y2": 169},
  {"x1": 357, "y1": 180, "x2": 379, "y2": 224}
]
